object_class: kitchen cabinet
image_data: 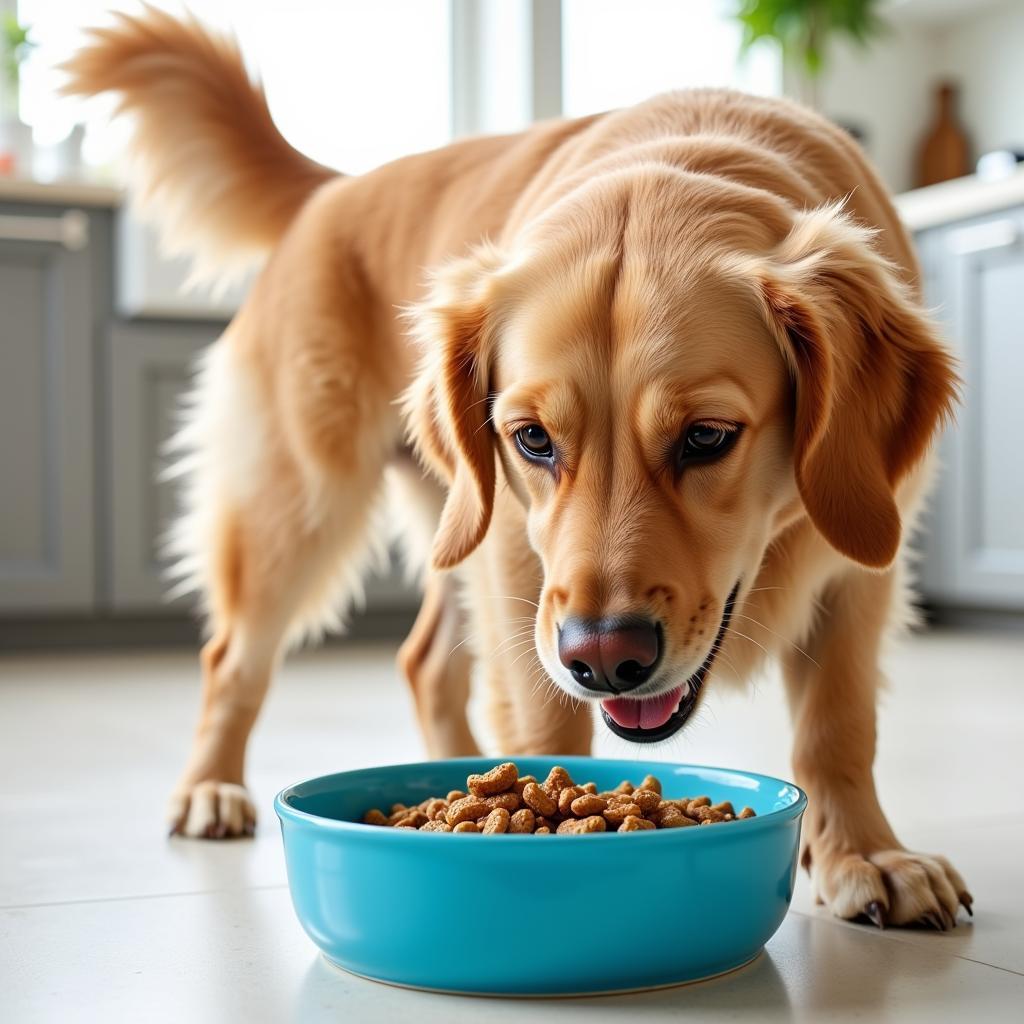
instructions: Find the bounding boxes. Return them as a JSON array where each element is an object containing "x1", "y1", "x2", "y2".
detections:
[
  {"x1": 0, "y1": 206, "x2": 95, "y2": 612},
  {"x1": 0, "y1": 187, "x2": 415, "y2": 635},
  {"x1": 107, "y1": 321, "x2": 216, "y2": 610},
  {"x1": 917, "y1": 205, "x2": 1024, "y2": 609}
]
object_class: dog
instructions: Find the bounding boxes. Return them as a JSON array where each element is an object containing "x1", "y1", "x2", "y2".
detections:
[{"x1": 65, "y1": 9, "x2": 969, "y2": 929}]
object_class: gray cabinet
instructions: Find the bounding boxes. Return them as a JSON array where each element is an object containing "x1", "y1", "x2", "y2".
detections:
[
  {"x1": 107, "y1": 322, "x2": 217, "y2": 611},
  {"x1": 0, "y1": 209, "x2": 95, "y2": 612},
  {"x1": 918, "y1": 206, "x2": 1024, "y2": 609},
  {"x1": 104, "y1": 323, "x2": 414, "y2": 615},
  {"x1": 0, "y1": 194, "x2": 416, "y2": 635}
]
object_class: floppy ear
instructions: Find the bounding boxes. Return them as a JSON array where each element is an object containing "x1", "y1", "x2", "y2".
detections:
[
  {"x1": 751, "y1": 205, "x2": 959, "y2": 568},
  {"x1": 405, "y1": 247, "x2": 505, "y2": 570}
]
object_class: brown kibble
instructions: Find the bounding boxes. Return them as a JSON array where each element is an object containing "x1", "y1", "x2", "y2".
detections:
[
  {"x1": 394, "y1": 811, "x2": 429, "y2": 829},
  {"x1": 445, "y1": 796, "x2": 490, "y2": 826},
  {"x1": 631, "y1": 788, "x2": 661, "y2": 814},
  {"x1": 484, "y1": 792, "x2": 520, "y2": 812},
  {"x1": 570, "y1": 793, "x2": 608, "y2": 817},
  {"x1": 619, "y1": 815, "x2": 656, "y2": 832},
  {"x1": 659, "y1": 808, "x2": 698, "y2": 828},
  {"x1": 556, "y1": 815, "x2": 607, "y2": 834},
  {"x1": 360, "y1": 766, "x2": 751, "y2": 836},
  {"x1": 512, "y1": 775, "x2": 537, "y2": 797},
  {"x1": 467, "y1": 762, "x2": 518, "y2": 797},
  {"x1": 607, "y1": 792, "x2": 637, "y2": 806},
  {"x1": 521, "y1": 782, "x2": 557, "y2": 817},
  {"x1": 420, "y1": 820, "x2": 452, "y2": 833},
  {"x1": 603, "y1": 802, "x2": 643, "y2": 824},
  {"x1": 640, "y1": 775, "x2": 662, "y2": 796},
  {"x1": 542, "y1": 766, "x2": 575, "y2": 798},
  {"x1": 558, "y1": 786, "x2": 585, "y2": 816},
  {"x1": 482, "y1": 807, "x2": 511, "y2": 834},
  {"x1": 509, "y1": 808, "x2": 536, "y2": 833},
  {"x1": 693, "y1": 807, "x2": 727, "y2": 823}
]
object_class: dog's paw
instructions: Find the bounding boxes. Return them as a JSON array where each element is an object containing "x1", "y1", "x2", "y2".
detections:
[
  {"x1": 168, "y1": 780, "x2": 257, "y2": 839},
  {"x1": 814, "y1": 847, "x2": 972, "y2": 930}
]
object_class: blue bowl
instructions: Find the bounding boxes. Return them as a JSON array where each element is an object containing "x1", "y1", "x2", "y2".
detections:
[{"x1": 275, "y1": 756, "x2": 805, "y2": 996}]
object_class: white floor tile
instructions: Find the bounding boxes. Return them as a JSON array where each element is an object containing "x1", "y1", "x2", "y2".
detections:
[
  {"x1": 1, "y1": 624, "x2": 1022, "y2": 1020},
  {"x1": 1, "y1": 889, "x2": 1021, "y2": 1024}
]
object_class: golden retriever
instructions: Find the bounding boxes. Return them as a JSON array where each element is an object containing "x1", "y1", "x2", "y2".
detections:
[{"x1": 66, "y1": 9, "x2": 969, "y2": 929}]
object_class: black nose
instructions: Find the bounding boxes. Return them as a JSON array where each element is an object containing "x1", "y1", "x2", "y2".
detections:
[{"x1": 557, "y1": 616, "x2": 661, "y2": 694}]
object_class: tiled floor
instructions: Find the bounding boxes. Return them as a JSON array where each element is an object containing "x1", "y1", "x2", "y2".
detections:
[{"x1": 1, "y1": 625, "x2": 1022, "y2": 1022}]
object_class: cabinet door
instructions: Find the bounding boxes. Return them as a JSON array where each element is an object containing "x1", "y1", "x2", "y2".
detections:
[
  {"x1": 920, "y1": 209, "x2": 1024, "y2": 608},
  {"x1": 107, "y1": 322, "x2": 218, "y2": 612},
  {"x1": 0, "y1": 210, "x2": 94, "y2": 612}
]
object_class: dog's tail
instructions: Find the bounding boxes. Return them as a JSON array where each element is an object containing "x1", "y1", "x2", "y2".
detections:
[{"x1": 62, "y1": 6, "x2": 336, "y2": 282}]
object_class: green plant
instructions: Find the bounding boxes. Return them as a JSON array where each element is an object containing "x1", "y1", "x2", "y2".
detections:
[
  {"x1": 734, "y1": 0, "x2": 887, "y2": 79},
  {"x1": 2, "y1": 13, "x2": 35, "y2": 97}
]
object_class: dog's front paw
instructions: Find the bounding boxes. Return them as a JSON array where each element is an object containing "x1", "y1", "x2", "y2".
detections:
[
  {"x1": 168, "y1": 780, "x2": 256, "y2": 839},
  {"x1": 812, "y1": 846, "x2": 972, "y2": 930}
]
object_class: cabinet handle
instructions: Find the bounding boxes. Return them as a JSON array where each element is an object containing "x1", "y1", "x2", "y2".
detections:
[
  {"x1": 948, "y1": 219, "x2": 1019, "y2": 256},
  {"x1": 0, "y1": 210, "x2": 89, "y2": 251}
]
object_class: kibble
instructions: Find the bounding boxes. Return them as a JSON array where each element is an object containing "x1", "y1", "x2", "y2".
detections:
[{"x1": 360, "y1": 763, "x2": 757, "y2": 834}]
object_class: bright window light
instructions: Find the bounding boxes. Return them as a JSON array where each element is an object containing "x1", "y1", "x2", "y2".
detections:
[
  {"x1": 562, "y1": 0, "x2": 780, "y2": 118},
  {"x1": 17, "y1": 0, "x2": 453, "y2": 176}
]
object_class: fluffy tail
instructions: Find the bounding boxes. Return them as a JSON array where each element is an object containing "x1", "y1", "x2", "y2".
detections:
[{"x1": 62, "y1": 6, "x2": 336, "y2": 280}]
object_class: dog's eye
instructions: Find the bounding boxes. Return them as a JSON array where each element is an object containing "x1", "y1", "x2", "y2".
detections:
[
  {"x1": 677, "y1": 423, "x2": 740, "y2": 466},
  {"x1": 515, "y1": 424, "x2": 554, "y2": 460}
]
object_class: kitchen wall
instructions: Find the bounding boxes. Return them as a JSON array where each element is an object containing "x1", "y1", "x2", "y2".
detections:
[
  {"x1": 938, "y1": 0, "x2": 1024, "y2": 166},
  {"x1": 813, "y1": 0, "x2": 1024, "y2": 194}
]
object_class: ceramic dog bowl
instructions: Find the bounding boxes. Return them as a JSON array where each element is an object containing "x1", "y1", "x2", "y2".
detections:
[{"x1": 275, "y1": 756, "x2": 805, "y2": 996}]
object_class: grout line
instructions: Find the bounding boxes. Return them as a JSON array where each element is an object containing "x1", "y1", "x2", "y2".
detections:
[
  {"x1": 0, "y1": 882, "x2": 288, "y2": 913},
  {"x1": 789, "y1": 910, "x2": 1024, "y2": 979}
]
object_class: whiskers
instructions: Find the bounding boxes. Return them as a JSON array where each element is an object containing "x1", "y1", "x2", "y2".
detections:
[{"x1": 729, "y1": 612, "x2": 820, "y2": 669}]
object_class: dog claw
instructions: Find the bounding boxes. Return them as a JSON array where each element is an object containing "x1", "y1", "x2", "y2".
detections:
[
  {"x1": 243, "y1": 821, "x2": 256, "y2": 837},
  {"x1": 920, "y1": 911, "x2": 946, "y2": 931},
  {"x1": 959, "y1": 892, "x2": 974, "y2": 917},
  {"x1": 864, "y1": 901, "x2": 887, "y2": 929}
]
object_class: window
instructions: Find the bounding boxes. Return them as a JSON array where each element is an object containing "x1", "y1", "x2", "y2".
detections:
[
  {"x1": 562, "y1": 0, "x2": 779, "y2": 118},
  {"x1": 16, "y1": 0, "x2": 452, "y2": 176}
]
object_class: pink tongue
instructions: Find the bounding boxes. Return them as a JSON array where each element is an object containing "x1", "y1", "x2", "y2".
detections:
[{"x1": 602, "y1": 685, "x2": 685, "y2": 731}]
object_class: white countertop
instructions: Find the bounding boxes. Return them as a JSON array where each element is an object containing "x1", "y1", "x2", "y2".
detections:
[
  {"x1": 0, "y1": 175, "x2": 122, "y2": 207},
  {"x1": 894, "y1": 166, "x2": 1024, "y2": 232}
]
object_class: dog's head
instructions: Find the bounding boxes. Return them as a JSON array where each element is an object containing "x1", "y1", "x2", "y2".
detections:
[{"x1": 407, "y1": 170, "x2": 957, "y2": 742}]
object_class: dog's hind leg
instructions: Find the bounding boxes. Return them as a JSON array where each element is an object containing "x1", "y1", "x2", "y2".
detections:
[
  {"x1": 166, "y1": 323, "x2": 398, "y2": 838},
  {"x1": 398, "y1": 572, "x2": 479, "y2": 758}
]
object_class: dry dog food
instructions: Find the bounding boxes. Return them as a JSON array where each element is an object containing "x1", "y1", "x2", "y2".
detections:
[{"x1": 361, "y1": 763, "x2": 756, "y2": 834}]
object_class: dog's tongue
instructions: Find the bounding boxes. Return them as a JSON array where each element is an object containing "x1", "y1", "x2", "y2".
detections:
[{"x1": 602, "y1": 685, "x2": 684, "y2": 731}]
